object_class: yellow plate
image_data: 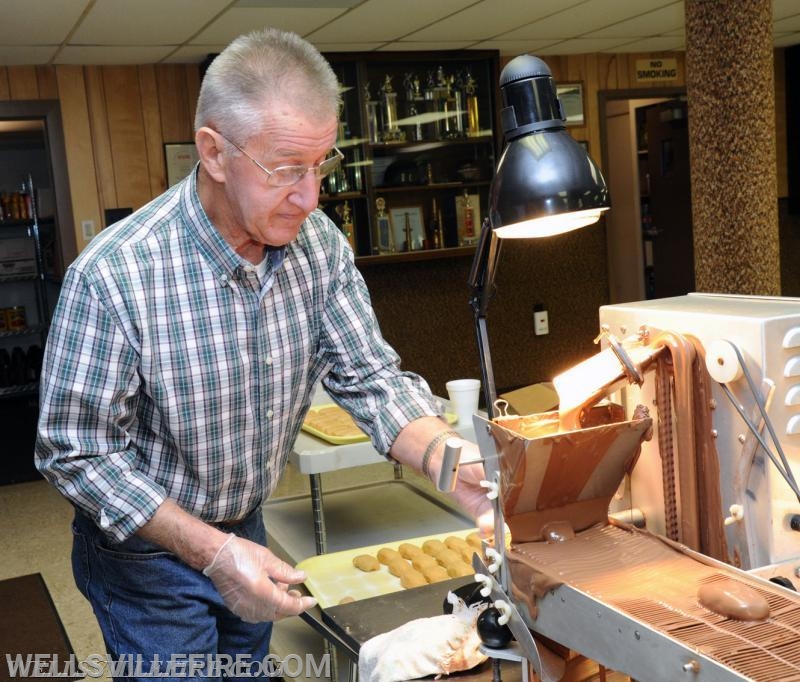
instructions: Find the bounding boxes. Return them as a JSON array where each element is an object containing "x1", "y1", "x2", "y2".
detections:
[
  {"x1": 297, "y1": 528, "x2": 480, "y2": 608},
  {"x1": 301, "y1": 404, "x2": 457, "y2": 445}
]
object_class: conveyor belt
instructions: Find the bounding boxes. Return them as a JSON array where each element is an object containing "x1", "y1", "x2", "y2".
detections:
[{"x1": 508, "y1": 522, "x2": 800, "y2": 681}]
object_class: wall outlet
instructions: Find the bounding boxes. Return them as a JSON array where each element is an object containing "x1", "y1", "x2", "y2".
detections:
[
  {"x1": 534, "y1": 308, "x2": 549, "y2": 336},
  {"x1": 81, "y1": 219, "x2": 96, "y2": 241}
]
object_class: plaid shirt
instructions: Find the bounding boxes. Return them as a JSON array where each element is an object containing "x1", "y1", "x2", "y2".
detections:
[{"x1": 35, "y1": 168, "x2": 439, "y2": 542}]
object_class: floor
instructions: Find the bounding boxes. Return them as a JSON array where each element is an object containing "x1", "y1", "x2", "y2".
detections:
[
  {"x1": 0, "y1": 463, "x2": 628, "y2": 682},
  {"x1": 0, "y1": 459, "x2": 399, "y2": 665}
]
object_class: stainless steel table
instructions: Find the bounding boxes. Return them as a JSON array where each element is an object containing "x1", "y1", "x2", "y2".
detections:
[{"x1": 289, "y1": 391, "x2": 474, "y2": 555}]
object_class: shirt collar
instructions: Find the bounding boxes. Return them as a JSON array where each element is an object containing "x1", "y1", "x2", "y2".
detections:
[{"x1": 178, "y1": 164, "x2": 288, "y2": 282}]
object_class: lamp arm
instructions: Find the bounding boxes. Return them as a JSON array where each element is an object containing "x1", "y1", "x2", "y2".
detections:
[{"x1": 468, "y1": 216, "x2": 503, "y2": 419}]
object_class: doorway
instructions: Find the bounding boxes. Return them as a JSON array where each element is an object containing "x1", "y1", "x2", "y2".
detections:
[
  {"x1": 0, "y1": 100, "x2": 76, "y2": 271},
  {"x1": 599, "y1": 88, "x2": 692, "y2": 304},
  {"x1": 0, "y1": 100, "x2": 74, "y2": 484}
]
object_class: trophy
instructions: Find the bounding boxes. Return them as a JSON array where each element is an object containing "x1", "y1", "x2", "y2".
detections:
[
  {"x1": 380, "y1": 75, "x2": 405, "y2": 142},
  {"x1": 403, "y1": 72, "x2": 424, "y2": 141},
  {"x1": 456, "y1": 189, "x2": 478, "y2": 245},
  {"x1": 341, "y1": 201, "x2": 356, "y2": 251},
  {"x1": 427, "y1": 197, "x2": 444, "y2": 249},
  {"x1": 374, "y1": 197, "x2": 394, "y2": 253},
  {"x1": 464, "y1": 70, "x2": 480, "y2": 137},
  {"x1": 364, "y1": 82, "x2": 380, "y2": 144}
]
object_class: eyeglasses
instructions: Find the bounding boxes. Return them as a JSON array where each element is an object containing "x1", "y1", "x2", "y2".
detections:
[{"x1": 217, "y1": 131, "x2": 343, "y2": 188}]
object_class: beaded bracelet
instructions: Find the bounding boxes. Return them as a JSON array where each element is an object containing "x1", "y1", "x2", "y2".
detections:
[{"x1": 421, "y1": 429, "x2": 461, "y2": 479}]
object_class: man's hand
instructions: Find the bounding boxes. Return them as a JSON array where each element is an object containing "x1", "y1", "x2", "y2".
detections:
[
  {"x1": 443, "y1": 439, "x2": 495, "y2": 537},
  {"x1": 203, "y1": 534, "x2": 317, "y2": 623}
]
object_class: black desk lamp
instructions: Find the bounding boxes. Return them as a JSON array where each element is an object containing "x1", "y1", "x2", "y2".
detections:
[{"x1": 470, "y1": 55, "x2": 611, "y2": 418}]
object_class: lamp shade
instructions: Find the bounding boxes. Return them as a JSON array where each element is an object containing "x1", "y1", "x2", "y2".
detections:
[{"x1": 489, "y1": 55, "x2": 610, "y2": 238}]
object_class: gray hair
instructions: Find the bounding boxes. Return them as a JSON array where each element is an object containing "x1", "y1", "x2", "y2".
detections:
[{"x1": 194, "y1": 27, "x2": 341, "y2": 144}]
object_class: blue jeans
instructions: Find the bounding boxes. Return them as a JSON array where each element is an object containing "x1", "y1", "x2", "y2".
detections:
[{"x1": 71, "y1": 508, "x2": 273, "y2": 681}]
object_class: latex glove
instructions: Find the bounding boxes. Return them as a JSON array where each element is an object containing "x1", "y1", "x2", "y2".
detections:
[
  {"x1": 203, "y1": 534, "x2": 317, "y2": 623},
  {"x1": 443, "y1": 440, "x2": 494, "y2": 536}
]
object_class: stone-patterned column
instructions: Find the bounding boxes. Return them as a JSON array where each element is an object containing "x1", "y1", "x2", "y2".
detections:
[{"x1": 686, "y1": 0, "x2": 780, "y2": 295}]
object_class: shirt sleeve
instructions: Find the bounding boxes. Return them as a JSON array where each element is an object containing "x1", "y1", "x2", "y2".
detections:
[
  {"x1": 318, "y1": 232, "x2": 443, "y2": 454},
  {"x1": 35, "y1": 267, "x2": 166, "y2": 542}
]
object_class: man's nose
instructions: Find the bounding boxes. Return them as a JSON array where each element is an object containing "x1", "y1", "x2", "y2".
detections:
[{"x1": 289, "y1": 172, "x2": 322, "y2": 212}]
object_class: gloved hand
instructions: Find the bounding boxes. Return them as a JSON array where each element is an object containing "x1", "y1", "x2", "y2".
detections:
[
  {"x1": 444, "y1": 440, "x2": 494, "y2": 537},
  {"x1": 203, "y1": 534, "x2": 317, "y2": 623}
]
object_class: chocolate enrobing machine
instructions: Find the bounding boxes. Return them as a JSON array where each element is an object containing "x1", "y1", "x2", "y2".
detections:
[{"x1": 446, "y1": 294, "x2": 800, "y2": 681}]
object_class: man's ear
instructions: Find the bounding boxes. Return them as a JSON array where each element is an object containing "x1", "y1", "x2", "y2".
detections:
[{"x1": 195, "y1": 127, "x2": 228, "y2": 182}]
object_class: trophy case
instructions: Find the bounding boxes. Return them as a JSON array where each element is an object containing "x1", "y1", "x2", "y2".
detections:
[{"x1": 319, "y1": 51, "x2": 500, "y2": 263}]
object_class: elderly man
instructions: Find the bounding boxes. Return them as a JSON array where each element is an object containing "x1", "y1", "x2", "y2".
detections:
[{"x1": 35, "y1": 27, "x2": 489, "y2": 671}]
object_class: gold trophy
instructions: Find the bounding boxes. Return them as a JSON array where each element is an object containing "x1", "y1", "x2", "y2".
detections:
[
  {"x1": 340, "y1": 201, "x2": 356, "y2": 252},
  {"x1": 380, "y1": 75, "x2": 405, "y2": 142},
  {"x1": 465, "y1": 70, "x2": 480, "y2": 137}
]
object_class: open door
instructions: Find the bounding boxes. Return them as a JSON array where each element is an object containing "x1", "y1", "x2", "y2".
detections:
[{"x1": 641, "y1": 99, "x2": 694, "y2": 298}]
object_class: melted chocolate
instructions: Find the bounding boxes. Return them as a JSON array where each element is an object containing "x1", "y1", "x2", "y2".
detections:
[{"x1": 697, "y1": 578, "x2": 770, "y2": 621}]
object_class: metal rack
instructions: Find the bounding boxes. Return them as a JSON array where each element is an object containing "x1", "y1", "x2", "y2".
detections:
[{"x1": 0, "y1": 174, "x2": 50, "y2": 399}]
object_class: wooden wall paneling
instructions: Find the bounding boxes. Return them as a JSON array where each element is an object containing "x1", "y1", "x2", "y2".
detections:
[
  {"x1": 8, "y1": 66, "x2": 39, "y2": 99},
  {"x1": 54, "y1": 65, "x2": 102, "y2": 253},
  {"x1": 138, "y1": 65, "x2": 168, "y2": 197},
  {"x1": 184, "y1": 63, "x2": 200, "y2": 132},
  {"x1": 622, "y1": 54, "x2": 638, "y2": 89},
  {"x1": 597, "y1": 54, "x2": 620, "y2": 91},
  {"x1": 584, "y1": 56, "x2": 602, "y2": 158},
  {"x1": 85, "y1": 66, "x2": 117, "y2": 219},
  {"x1": 36, "y1": 66, "x2": 58, "y2": 100},
  {"x1": 0, "y1": 68, "x2": 9, "y2": 100},
  {"x1": 102, "y1": 66, "x2": 151, "y2": 211},
  {"x1": 566, "y1": 54, "x2": 590, "y2": 145},
  {"x1": 156, "y1": 64, "x2": 192, "y2": 142}
]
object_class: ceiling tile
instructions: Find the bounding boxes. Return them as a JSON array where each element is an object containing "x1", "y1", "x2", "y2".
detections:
[
  {"x1": 314, "y1": 43, "x2": 388, "y2": 53},
  {"x1": 404, "y1": 0, "x2": 586, "y2": 42},
  {"x1": 71, "y1": 0, "x2": 230, "y2": 45},
  {"x1": 0, "y1": 0, "x2": 88, "y2": 46},
  {"x1": 586, "y1": 4, "x2": 684, "y2": 39},
  {"x1": 377, "y1": 41, "x2": 476, "y2": 52},
  {"x1": 499, "y1": 0, "x2": 681, "y2": 41},
  {"x1": 774, "y1": 32, "x2": 800, "y2": 47},
  {"x1": 773, "y1": 0, "x2": 800, "y2": 21},
  {"x1": 0, "y1": 0, "x2": 795, "y2": 66},
  {"x1": 233, "y1": 0, "x2": 360, "y2": 6},
  {"x1": 163, "y1": 45, "x2": 232, "y2": 63},
  {"x1": 603, "y1": 36, "x2": 685, "y2": 53},
  {"x1": 775, "y1": 15, "x2": 800, "y2": 33},
  {"x1": 54, "y1": 45, "x2": 176, "y2": 65},
  {"x1": 536, "y1": 37, "x2": 649, "y2": 55},
  {"x1": 0, "y1": 45, "x2": 60, "y2": 65},
  {"x1": 192, "y1": 7, "x2": 346, "y2": 43},
  {"x1": 305, "y1": 0, "x2": 473, "y2": 43},
  {"x1": 469, "y1": 39, "x2": 564, "y2": 57}
]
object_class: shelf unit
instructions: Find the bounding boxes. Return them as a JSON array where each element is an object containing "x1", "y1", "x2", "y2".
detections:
[
  {"x1": 0, "y1": 176, "x2": 53, "y2": 400},
  {"x1": 319, "y1": 50, "x2": 500, "y2": 263}
]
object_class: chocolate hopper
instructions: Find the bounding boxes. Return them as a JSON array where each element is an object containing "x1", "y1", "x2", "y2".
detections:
[
  {"x1": 472, "y1": 409, "x2": 800, "y2": 681},
  {"x1": 487, "y1": 404, "x2": 652, "y2": 544}
]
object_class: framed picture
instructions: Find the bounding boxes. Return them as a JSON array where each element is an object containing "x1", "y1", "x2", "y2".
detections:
[
  {"x1": 556, "y1": 83, "x2": 585, "y2": 126},
  {"x1": 389, "y1": 206, "x2": 425, "y2": 252},
  {"x1": 164, "y1": 142, "x2": 199, "y2": 186}
]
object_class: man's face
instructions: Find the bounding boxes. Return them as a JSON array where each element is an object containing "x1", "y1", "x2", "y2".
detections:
[{"x1": 220, "y1": 102, "x2": 339, "y2": 248}]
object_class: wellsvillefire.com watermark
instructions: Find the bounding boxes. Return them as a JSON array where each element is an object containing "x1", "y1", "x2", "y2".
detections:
[{"x1": 5, "y1": 653, "x2": 331, "y2": 678}]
